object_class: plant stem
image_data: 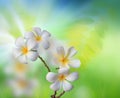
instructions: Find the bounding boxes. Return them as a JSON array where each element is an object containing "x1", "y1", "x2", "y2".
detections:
[
  {"x1": 55, "y1": 67, "x2": 60, "y2": 70},
  {"x1": 38, "y1": 56, "x2": 65, "y2": 98},
  {"x1": 51, "y1": 91, "x2": 57, "y2": 98},
  {"x1": 56, "y1": 91, "x2": 65, "y2": 98},
  {"x1": 38, "y1": 56, "x2": 51, "y2": 72}
]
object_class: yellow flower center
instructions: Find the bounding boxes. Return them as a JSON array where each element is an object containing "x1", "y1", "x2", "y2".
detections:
[
  {"x1": 15, "y1": 63, "x2": 26, "y2": 73},
  {"x1": 60, "y1": 57, "x2": 69, "y2": 66},
  {"x1": 22, "y1": 47, "x2": 28, "y2": 54},
  {"x1": 35, "y1": 36, "x2": 42, "y2": 42},
  {"x1": 18, "y1": 80, "x2": 27, "y2": 89},
  {"x1": 58, "y1": 74, "x2": 66, "y2": 81}
]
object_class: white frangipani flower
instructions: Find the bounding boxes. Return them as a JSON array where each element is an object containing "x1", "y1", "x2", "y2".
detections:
[
  {"x1": 46, "y1": 68, "x2": 79, "y2": 91},
  {"x1": 14, "y1": 37, "x2": 38, "y2": 64},
  {"x1": 5, "y1": 60, "x2": 31, "y2": 77},
  {"x1": 24, "y1": 27, "x2": 51, "y2": 49},
  {"x1": 54, "y1": 46, "x2": 81, "y2": 68},
  {"x1": 9, "y1": 78, "x2": 37, "y2": 96}
]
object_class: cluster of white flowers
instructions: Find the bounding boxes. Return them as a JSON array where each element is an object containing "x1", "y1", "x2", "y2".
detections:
[
  {"x1": 14, "y1": 27, "x2": 51, "y2": 64},
  {"x1": 5, "y1": 59, "x2": 38, "y2": 96},
  {"x1": 13, "y1": 27, "x2": 81, "y2": 98}
]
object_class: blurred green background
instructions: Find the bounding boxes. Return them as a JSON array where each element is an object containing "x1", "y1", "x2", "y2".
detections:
[{"x1": 0, "y1": 0, "x2": 120, "y2": 98}]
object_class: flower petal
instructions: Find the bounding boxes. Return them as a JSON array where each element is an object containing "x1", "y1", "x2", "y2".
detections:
[
  {"x1": 57, "y1": 46, "x2": 65, "y2": 57},
  {"x1": 24, "y1": 90, "x2": 32, "y2": 96},
  {"x1": 14, "y1": 89, "x2": 23, "y2": 96},
  {"x1": 66, "y1": 72, "x2": 79, "y2": 82},
  {"x1": 29, "y1": 80, "x2": 38, "y2": 88},
  {"x1": 59, "y1": 63, "x2": 70, "y2": 69},
  {"x1": 42, "y1": 40, "x2": 50, "y2": 49},
  {"x1": 67, "y1": 47, "x2": 77, "y2": 58},
  {"x1": 46, "y1": 72, "x2": 58, "y2": 82},
  {"x1": 13, "y1": 48, "x2": 22, "y2": 58},
  {"x1": 27, "y1": 39, "x2": 37, "y2": 50},
  {"x1": 63, "y1": 81, "x2": 73, "y2": 91},
  {"x1": 50, "y1": 81, "x2": 60, "y2": 91},
  {"x1": 18, "y1": 55, "x2": 27, "y2": 64},
  {"x1": 27, "y1": 51, "x2": 38, "y2": 61},
  {"x1": 24, "y1": 32, "x2": 34, "y2": 39},
  {"x1": 15, "y1": 37, "x2": 25, "y2": 48},
  {"x1": 69, "y1": 59, "x2": 80, "y2": 68},
  {"x1": 33, "y1": 27, "x2": 42, "y2": 35},
  {"x1": 42, "y1": 30, "x2": 51, "y2": 38},
  {"x1": 58, "y1": 68, "x2": 69, "y2": 75}
]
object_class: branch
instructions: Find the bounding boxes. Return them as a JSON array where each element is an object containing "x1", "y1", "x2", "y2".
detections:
[
  {"x1": 55, "y1": 67, "x2": 60, "y2": 70},
  {"x1": 56, "y1": 91, "x2": 65, "y2": 98},
  {"x1": 38, "y1": 55, "x2": 65, "y2": 98},
  {"x1": 51, "y1": 91, "x2": 57, "y2": 98},
  {"x1": 38, "y1": 56, "x2": 51, "y2": 72}
]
